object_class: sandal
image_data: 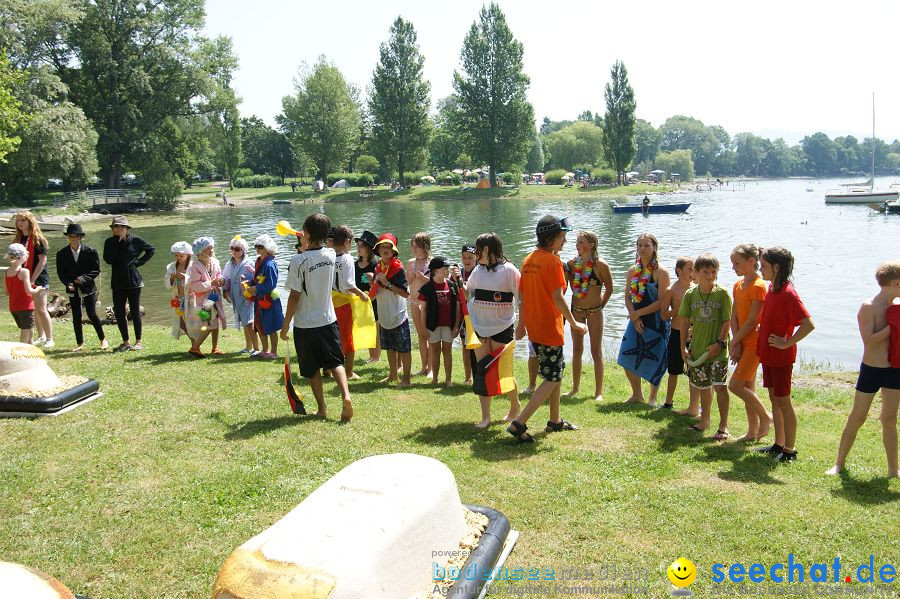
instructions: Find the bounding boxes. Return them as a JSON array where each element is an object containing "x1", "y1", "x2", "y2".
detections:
[
  {"x1": 713, "y1": 429, "x2": 731, "y2": 440},
  {"x1": 545, "y1": 420, "x2": 579, "y2": 432},
  {"x1": 112, "y1": 342, "x2": 131, "y2": 353},
  {"x1": 188, "y1": 348, "x2": 205, "y2": 358},
  {"x1": 506, "y1": 420, "x2": 534, "y2": 443},
  {"x1": 210, "y1": 348, "x2": 224, "y2": 355}
]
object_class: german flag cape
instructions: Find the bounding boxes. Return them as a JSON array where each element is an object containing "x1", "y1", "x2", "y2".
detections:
[
  {"x1": 368, "y1": 256, "x2": 404, "y2": 299},
  {"x1": 284, "y1": 342, "x2": 305, "y2": 415},
  {"x1": 332, "y1": 290, "x2": 377, "y2": 350},
  {"x1": 472, "y1": 341, "x2": 516, "y2": 397}
]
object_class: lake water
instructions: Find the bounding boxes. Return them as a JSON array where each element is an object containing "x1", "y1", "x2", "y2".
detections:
[{"x1": 10, "y1": 177, "x2": 900, "y2": 369}]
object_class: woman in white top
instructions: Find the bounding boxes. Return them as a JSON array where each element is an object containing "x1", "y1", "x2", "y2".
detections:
[
  {"x1": 453, "y1": 232, "x2": 522, "y2": 428},
  {"x1": 164, "y1": 241, "x2": 192, "y2": 340}
]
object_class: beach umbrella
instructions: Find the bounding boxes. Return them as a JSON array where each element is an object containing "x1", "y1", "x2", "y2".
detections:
[
  {"x1": 565, "y1": 172, "x2": 575, "y2": 178},
  {"x1": 284, "y1": 342, "x2": 306, "y2": 415},
  {"x1": 421, "y1": 175, "x2": 436, "y2": 183},
  {"x1": 650, "y1": 169, "x2": 665, "y2": 174}
]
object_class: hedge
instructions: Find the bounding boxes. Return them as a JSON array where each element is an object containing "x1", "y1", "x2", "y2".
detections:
[
  {"x1": 544, "y1": 169, "x2": 568, "y2": 184},
  {"x1": 590, "y1": 168, "x2": 617, "y2": 184},
  {"x1": 233, "y1": 174, "x2": 280, "y2": 188},
  {"x1": 438, "y1": 171, "x2": 461, "y2": 185}
]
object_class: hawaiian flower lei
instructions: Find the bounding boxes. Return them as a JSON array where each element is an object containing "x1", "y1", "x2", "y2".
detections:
[
  {"x1": 572, "y1": 257, "x2": 594, "y2": 299},
  {"x1": 629, "y1": 256, "x2": 656, "y2": 303}
]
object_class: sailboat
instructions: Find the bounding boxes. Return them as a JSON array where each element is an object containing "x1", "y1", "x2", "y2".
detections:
[{"x1": 825, "y1": 94, "x2": 900, "y2": 204}]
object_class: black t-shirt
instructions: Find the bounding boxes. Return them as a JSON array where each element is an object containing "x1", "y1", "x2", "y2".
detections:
[{"x1": 355, "y1": 259, "x2": 377, "y2": 292}]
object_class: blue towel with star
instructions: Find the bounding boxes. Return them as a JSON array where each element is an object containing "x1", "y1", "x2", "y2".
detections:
[{"x1": 617, "y1": 281, "x2": 670, "y2": 386}]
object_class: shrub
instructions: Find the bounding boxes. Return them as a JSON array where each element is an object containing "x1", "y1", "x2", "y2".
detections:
[
  {"x1": 233, "y1": 174, "x2": 279, "y2": 188},
  {"x1": 544, "y1": 168, "x2": 568, "y2": 184},
  {"x1": 233, "y1": 167, "x2": 253, "y2": 179},
  {"x1": 501, "y1": 170, "x2": 523, "y2": 185},
  {"x1": 391, "y1": 170, "x2": 427, "y2": 187},
  {"x1": 591, "y1": 167, "x2": 617, "y2": 184},
  {"x1": 438, "y1": 170, "x2": 461, "y2": 185},
  {"x1": 147, "y1": 173, "x2": 183, "y2": 210},
  {"x1": 355, "y1": 155, "x2": 380, "y2": 174}
]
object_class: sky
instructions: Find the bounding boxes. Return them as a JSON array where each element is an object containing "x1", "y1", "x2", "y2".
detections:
[{"x1": 203, "y1": 0, "x2": 900, "y2": 145}]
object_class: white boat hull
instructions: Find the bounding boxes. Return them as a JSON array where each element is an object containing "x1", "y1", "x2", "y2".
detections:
[{"x1": 824, "y1": 190, "x2": 899, "y2": 204}]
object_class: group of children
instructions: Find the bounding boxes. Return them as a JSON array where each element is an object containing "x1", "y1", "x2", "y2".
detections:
[{"x1": 4, "y1": 209, "x2": 899, "y2": 475}]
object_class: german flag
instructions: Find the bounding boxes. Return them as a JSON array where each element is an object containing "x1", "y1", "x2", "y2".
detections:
[
  {"x1": 456, "y1": 280, "x2": 482, "y2": 350},
  {"x1": 332, "y1": 290, "x2": 377, "y2": 352},
  {"x1": 472, "y1": 341, "x2": 516, "y2": 397}
]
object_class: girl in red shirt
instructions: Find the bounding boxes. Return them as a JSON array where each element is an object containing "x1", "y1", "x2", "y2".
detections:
[{"x1": 755, "y1": 247, "x2": 815, "y2": 463}]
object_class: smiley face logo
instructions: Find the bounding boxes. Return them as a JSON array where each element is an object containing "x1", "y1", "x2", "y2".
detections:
[{"x1": 668, "y1": 558, "x2": 696, "y2": 588}]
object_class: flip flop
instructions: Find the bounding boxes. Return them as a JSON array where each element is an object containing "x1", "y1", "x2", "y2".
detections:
[
  {"x1": 713, "y1": 429, "x2": 731, "y2": 441},
  {"x1": 689, "y1": 424, "x2": 706, "y2": 432}
]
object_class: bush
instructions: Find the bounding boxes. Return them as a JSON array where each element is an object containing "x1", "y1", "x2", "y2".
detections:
[
  {"x1": 591, "y1": 167, "x2": 617, "y2": 184},
  {"x1": 438, "y1": 170, "x2": 461, "y2": 185},
  {"x1": 233, "y1": 174, "x2": 280, "y2": 188},
  {"x1": 501, "y1": 171, "x2": 522, "y2": 185},
  {"x1": 325, "y1": 173, "x2": 374, "y2": 187},
  {"x1": 544, "y1": 168, "x2": 568, "y2": 184},
  {"x1": 147, "y1": 173, "x2": 183, "y2": 210},
  {"x1": 390, "y1": 170, "x2": 427, "y2": 187},
  {"x1": 355, "y1": 155, "x2": 380, "y2": 174},
  {"x1": 232, "y1": 167, "x2": 253, "y2": 179}
]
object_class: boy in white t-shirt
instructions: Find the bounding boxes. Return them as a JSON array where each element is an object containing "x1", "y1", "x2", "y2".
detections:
[
  {"x1": 280, "y1": 213, "x2": 353, "y2": 421},
  {"x1": 332, "y1": 225, "x2": 370, "y2": 379}
]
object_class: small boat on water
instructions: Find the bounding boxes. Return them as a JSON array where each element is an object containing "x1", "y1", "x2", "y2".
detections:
[
  {"x1": 272, "y1": 199, "x2": 292, "y2": 205},
  {"x1": 879, "y1": 200, "x2": 900, "y2": 214},
  {"x1": 611, "y1": 200, "x2": 691, "y2": 214}
]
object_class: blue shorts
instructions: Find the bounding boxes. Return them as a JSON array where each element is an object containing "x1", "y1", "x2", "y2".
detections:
[
  {"x1": 855, "y1": 363, "x2": 900, "y2": 394},
  {"x1": 381, "y1": 319, "x2": 411, "y2": 353}
]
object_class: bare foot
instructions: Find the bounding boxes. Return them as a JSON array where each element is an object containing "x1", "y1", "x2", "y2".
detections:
[
  {"x1": 72, "y1": 345, "x2": 84, "y2": 353},
  {"x1": 366, "y1": 357, "x2": 380, "y2": 363},
  {"x1": 756, "y1": 418, "x2": 773, "y2": 440},
  {"x1": 100, "y1": 339, "x2": 109, "y2": 350},
  {"x1": 463, "y1": 378, "x2": 472, "y2": 386},
  {"x1": 398, "y1": 380, "x2": 411, "y2": 387},
  {"x1": 736, "y1": 433, "x2": 758, "y2": 442},
  {"x1": 676, "y1": 409, "x2": 700, "y2": 417},
  {"x1": 347, "y1": 372, "x2": 361, "y2": 380},
  {"x1": 378, "y1": 376, "x2": 397, "y2": 384},
  {"x1": 825, "y1": 465, "x2": 843, "y2": 476},
  {"x1": 563, "y1": 388, "x2": 579, "y2": 398},
  {"x1": 415, "y1": 369, "x2": 431, "y2": 377},
  {"x1": 444, "y1": 380, "x2": 452, "y2": 388},
  {"x1": 689, "y1": 423, "x2": 709, "y2": 432},
  {"x1": 311, "y1": 411, "x2": 326, "y2": 418},
  {"x1": 888, "y1": 471, "x2": 899, "y2": 479},
  {"x1": 522, "y1": 385, "x2": 535, "y2": 395},
  {"x1": 504, "y1": 410, "x2": 520, "y2": 422},
  {"x1": 340, "y1": 400, "x2": 353, "y2": 422},
  {"x1": 474, "y1": 419, "x2": 491, "y2": 429},
  {"x1": 431, "y1": 377, "x2": 439, "y2": 385},
  {"x1": 648, "y1": 400, "x2": 657, "y2": 407},
  {"x1": 594, "y1": 393, "x2": 604, "y2": 402},
  {"x1": 625, "y1": 396, "x2": 646, "y2": 404}
]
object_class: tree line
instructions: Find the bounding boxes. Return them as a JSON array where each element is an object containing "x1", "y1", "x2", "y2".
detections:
[{"x1": 2, "y1": 1, "x2": 898, "y2": 209}]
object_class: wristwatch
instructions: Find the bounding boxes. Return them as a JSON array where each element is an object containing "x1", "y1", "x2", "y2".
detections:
[{"x1": 717, "y1": 339, "x2": 727, "y2": 349}]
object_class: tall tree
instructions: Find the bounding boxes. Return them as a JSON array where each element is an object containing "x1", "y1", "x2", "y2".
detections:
[
  {"x1": 369, "y1": 17, "x2": 431, "y2": 183},
  {"x1": 59, "y1": 0, "x2": 236, "y2": 188},
  {"x1": 452, "y1": 3, "x2": 534, "y2": 187},
  {"x1": 278, "y1": 57, "x2": 361, "y2": 180},
  {"x1": 633, "y1": 119, "x2": 660, "y2": 165},
  {"x1": 0, "y1": 52, "x2": 28, "y2": 163},
  {"x1": 659, "y1": 115, "x2": 721, "y2": 176},
  {"x1": 525, "y1": 127, "x2": 544, "y2": 173},
  {"x1": 428, "y1": 96, "x2": 465, "y2": 172},
  {"x1": 601, "y1": 61, "x2": 636, "y2": 184}
]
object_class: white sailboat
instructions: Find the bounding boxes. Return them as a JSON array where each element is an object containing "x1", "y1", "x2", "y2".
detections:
[{"x1": 825, "y1": 94, "x2": 899, "y2": 204}]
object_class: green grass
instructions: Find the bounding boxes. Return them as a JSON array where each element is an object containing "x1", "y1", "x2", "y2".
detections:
[
  {"x1": 180, "y1": 180, "x2": 676, "y2": 206},
  {"x1": 1, "y1": 314, "x2": 897, "y2": 597}
]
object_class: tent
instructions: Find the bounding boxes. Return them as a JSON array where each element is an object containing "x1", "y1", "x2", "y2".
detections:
[
  {"x1": 421, "y1": 175, "x2": 436, "y2": 184},
  {"x1": 475, "y1": 178, "x2": 490, "y2": 189},
  {"x1": 331, "y1": 179, "x2": 349, "y2": 189}
]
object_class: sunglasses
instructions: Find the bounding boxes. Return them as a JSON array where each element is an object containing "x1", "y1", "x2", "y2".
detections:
[{"x1": 536, "y1": 216, "x2": 572, "y2": 235}]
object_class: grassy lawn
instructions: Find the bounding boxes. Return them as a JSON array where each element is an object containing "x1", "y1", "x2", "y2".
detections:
[
  {"x1": 1, "y1": 314, "x2": 897, "y2": 597},
  {"x1": 180, "y1": 180, "x2": 677, "y2": 206}
]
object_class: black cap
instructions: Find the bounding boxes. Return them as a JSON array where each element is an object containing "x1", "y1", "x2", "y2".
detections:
[
  {"x1": 354, "y1": 230, "x2": 378, "y2": 250},
  {"x1": 428, "y1": 256, "x2": 450, "y2": 272},
  {"x1": 64, "y1": 223, "x2": 85, "y2": 236},
  {"x1": 461, "y1": 244, "x2": 477, "y2": 255}
]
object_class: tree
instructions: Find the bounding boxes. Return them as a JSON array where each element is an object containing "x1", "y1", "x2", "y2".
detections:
[
  {"x1": 659, "y1": 115, "x2": 722, "y2": 176},
  {"x1": 544, "y1": 121, "x2": 604, "y2": 170},
  {"x1": 601, "y1": 61, "x2": 636, "y2": 183},
  {"x1": 734, "y1": 132, "x2": 767, "y2": 176},
  {"x1": 654, "y1": 149, "x2": 694, "y2": 181},
  {"x1": 355, "y1": 154, "x2": 380, "y2": 174},
  {"x1": 368, "y1": 17, "x2": 431, "y2": 183},
  {"x1": 278, "y1": 57, "x2": 362, "y2": 180},
  {"x1": 763, "y1": 138, "x2": 797, "y2": 177},
  {"x1": 525, "y1": 128, "x2": 544, "y2": 173},
  {"x1": 0, "y1": 52, "x2": 28, "y2": 163},
  {"x1": 452, "y1": 3, "x2": 534, "y2": 187},
  {"x1": 633, "y1": 119, "x2": 660, "y2": 165},
  {"x1": 800, "y1": 132, "x2": 837, "y2": 176},
  {"x1": 59, "y1": 0, "x2": 238, "y2": 189}
]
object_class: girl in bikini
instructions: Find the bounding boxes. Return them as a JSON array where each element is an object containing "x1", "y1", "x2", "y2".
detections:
[
  {"x1": 407, "y1": 232, "x2": 432, "y2": 377},
  {"x1": 565, "y1": 231, "x2": 613, "y2": 401}
]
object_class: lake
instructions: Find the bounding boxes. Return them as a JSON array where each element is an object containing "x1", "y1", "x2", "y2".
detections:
[{"x1": 11, "y1": 177, "x2": 900, "y2": 369}]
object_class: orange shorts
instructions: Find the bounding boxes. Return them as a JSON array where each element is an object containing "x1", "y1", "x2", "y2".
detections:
[{"x1": 732, "y1": 338, "x2": 760, "y2": 381}]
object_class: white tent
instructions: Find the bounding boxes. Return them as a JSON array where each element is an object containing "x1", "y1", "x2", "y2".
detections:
[{"x1": 331, "y1": 179, "x2": 349, "y2": 189}]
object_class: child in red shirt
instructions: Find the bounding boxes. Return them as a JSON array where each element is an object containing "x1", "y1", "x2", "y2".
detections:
[
  {"x1": 417, "y1": 256, "x2": 460, "y2": 386},
  {"x1": 5, "y1": 243, "x2": 44, "y2": 344},
  {"x1": 754, "y1": 247, "x2": 815, "y2": 462},
  {"x1": 507, "y1": 216, "x2": 587, "y2": 443}
]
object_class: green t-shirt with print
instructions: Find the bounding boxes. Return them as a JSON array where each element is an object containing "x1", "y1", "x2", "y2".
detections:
[{"x1": 677, "y1": 285, "x2": 732, "y2": 362}]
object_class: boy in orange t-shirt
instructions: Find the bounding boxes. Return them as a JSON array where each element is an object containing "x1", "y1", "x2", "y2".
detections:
[{"x1": 509, "y1": 215, "x2": 587, "y2": 443}]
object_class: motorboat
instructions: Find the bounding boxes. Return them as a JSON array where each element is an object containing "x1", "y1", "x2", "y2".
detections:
[{"x1": 611, "y1": 200, "x2": 691, "y2": 214}]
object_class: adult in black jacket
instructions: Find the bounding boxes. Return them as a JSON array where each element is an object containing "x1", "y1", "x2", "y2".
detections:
[
  {"x1": 57, "y1": 223, "x2": 107, "y2": 351},
  {"x1": 103, "y1": 215, "x2": 155, "y2": 351}
]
